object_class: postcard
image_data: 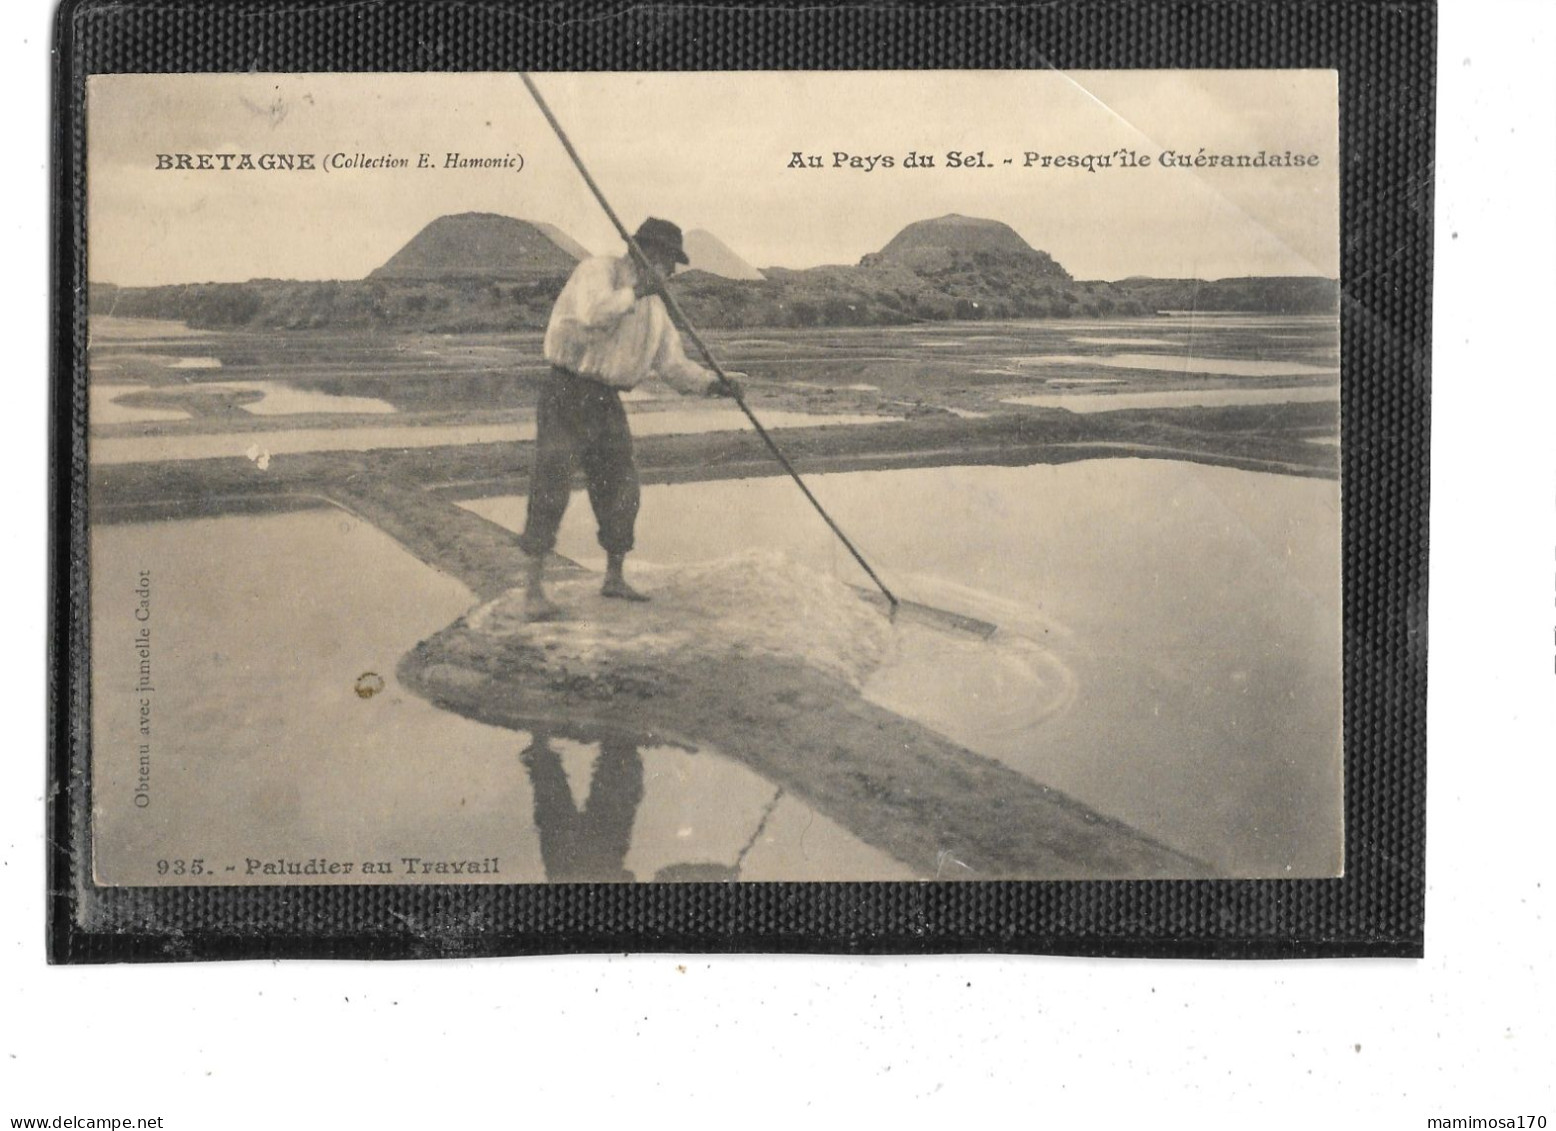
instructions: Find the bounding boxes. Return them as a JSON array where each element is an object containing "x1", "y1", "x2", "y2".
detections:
[{"x1": 79, "y1": 69, "x2": 1346, "y2": 892}]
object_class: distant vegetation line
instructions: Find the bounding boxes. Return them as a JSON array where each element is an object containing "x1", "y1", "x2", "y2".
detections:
[
  {"x1": 87, "y1": 271, "x2": 1338, "y2": 333},
  {"x1": 88, "y1": 211, "x2": 1339, "y2": 332}
]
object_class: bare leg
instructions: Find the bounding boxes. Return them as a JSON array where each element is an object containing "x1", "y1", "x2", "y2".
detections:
[
  {"x1": 523, "y1": 551, "x2": 564, "y2": 621},
  {"x1": 601, "y1": 551, "x2": 650, "y2": 602}
]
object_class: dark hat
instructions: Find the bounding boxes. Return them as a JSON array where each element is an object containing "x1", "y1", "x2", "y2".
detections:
[{"x1": 631, "y1": 217, "x2": 690, "y2": 265}]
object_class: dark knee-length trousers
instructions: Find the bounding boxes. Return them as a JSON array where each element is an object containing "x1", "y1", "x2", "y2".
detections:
[{"x1": 518, "y1": 368, "x2": 640, "y2": 558}]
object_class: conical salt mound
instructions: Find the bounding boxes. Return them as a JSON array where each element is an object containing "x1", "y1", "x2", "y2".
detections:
[
  {"x1": 370, "y1": 212, "x2": 584, "y2": 281},
  {"x1": 682, "y1": 229, "x2": 765, "y2": 280},
  {"x1": 868, "y1": 213, "x2": 1071, "y2": 280}
]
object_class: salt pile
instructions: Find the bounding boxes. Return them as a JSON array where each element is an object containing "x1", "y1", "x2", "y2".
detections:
[{"x1": 466, "y1": 550, "x2": 896, "y2": 688}]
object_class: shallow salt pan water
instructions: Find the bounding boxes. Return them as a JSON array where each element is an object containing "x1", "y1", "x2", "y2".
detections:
[
  {"x1": 515, "y1": 729, "x2": 911, "y2": 883},
  {"x1": 88, "y1": 315, "x2": 211, "y2": 341},
  {"x1": 89, "y1": 406, "x2": 895, "y2": 464},
  {"x1": 1015, "y1": 353, "x2": 1338, "y2": 378},
  {"x1": 1004, "y1": 385, "x2": 1339, "y2": 413},
  {"x1": 1156, "y1": 313, "x2": 1337, "y2": 327},
  {"x1": 464, "y1": 458, "x2": 1341, "y2": 876},
  {"x1": 863, "y1": 622, "x2": 1077, "y2": 752},
  {"x1": 1069, "y1": 336, "x2": 1176, "y2": 347},
  {"x1": 91, "y1": 353, "x2": 219, "y2": 373},
  {"x1": 199, "y1": 380, "x2": 398, "y2": 416},
  {"x1": 90, "y1": 510, "x2": 901, "y2": 883},
  {"x1": 91, "y1": 511, "x2": 528, "y2": 885},
  {"x1": 91, "y1": 382, "x2": 193, "y2": 425},
  {"x1": 92, "y1": 422, "x2": 536, "y2": 464}
]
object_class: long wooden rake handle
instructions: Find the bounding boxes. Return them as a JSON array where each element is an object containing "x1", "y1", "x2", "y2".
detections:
[{"x1": 520, "y1": 72, "x2": 900, "y2": 614}]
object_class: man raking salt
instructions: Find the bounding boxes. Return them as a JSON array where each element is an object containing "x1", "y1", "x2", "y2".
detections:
[
  {"x1": 519, "y1": 73, "x2": 985, "y2": 638},
  {"x1": 518, "y1": 217, "x2": 741, "y2": 621}
]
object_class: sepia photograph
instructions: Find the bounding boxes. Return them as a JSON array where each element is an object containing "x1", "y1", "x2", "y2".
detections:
[
  {"x1": 86, "y1": 69, "x2": 1342, "y2": 887},
  {"x1": 17, "y1": 0, "x2": 1555, "y2": 1124}
]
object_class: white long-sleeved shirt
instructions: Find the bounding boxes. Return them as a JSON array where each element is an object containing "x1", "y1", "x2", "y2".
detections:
[{"x1": 542, "y1": 255, "x2": 715, "y2": 395}]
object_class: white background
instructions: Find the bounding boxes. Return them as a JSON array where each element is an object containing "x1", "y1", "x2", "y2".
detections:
[{"x1": 4, "y1": 1, "x2": 1552, "y2": 1126}]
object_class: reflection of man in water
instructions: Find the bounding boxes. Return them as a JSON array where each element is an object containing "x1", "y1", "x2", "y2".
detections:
[
  {"x1": 520, "y1": 730, "x2": 644, "y2": 882},
  {"x1": 518, "y1": 218, "x2": 741, "y2": 622}
]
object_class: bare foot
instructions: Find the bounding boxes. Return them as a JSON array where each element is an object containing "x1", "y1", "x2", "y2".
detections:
[
  {"x1": 524, "y1": 590, "x2": 564, "y2": 622},
  {"x1": 601, "y1": 576, "x2": 651, "y2": 602}
]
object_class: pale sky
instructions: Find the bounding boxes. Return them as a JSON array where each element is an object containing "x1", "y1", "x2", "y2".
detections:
[{"x1": 87, "y1": 71, "x2": 1338, "y2": 286}]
